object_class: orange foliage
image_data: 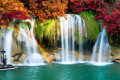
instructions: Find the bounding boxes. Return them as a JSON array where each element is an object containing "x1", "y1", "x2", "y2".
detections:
[
  {"x1": 0, "y1": 0, "x2": 30, "y2": 26},
  {"x1": 21, "y1": 0, "x2": 68, "y2": 21},
  {"x1": 0, "y1": 0, "x2": 119, "y2": 24}
]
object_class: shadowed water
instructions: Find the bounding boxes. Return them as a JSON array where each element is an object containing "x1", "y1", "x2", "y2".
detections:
[{"x1": 0, "y1": 64, "x2": 120, "y2": 80}]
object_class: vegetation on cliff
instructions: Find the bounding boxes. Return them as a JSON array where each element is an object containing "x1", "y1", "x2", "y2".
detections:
[
  {"x1": 79, "y1": 11, "x2": 100, "y2": 41},
  {"x1": 0, "y1": 0, "x2": 119, "y2": 49},
  {"x1": 36, "y1": 19, "x2": 60, "y2": 47}
]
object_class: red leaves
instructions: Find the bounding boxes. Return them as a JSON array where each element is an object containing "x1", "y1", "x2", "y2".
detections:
[
  {"x1": 104, "y1": 15, "x2": 113, "y2": 22},
  {"x1": 0, "y1": 0, "x2": 30, "y2": 26},
  {"x1": 97, "y1": 12, "x2": 120, "y2": 35},
  {"x1": 68, "y1": 0, "x2": 120, "y2": 35},
  {"x1": 96, "y1": 10, "x2": 120, "y2": 35},
  {"x1": 0, "y1": 0, "x2": 119, "y2": 36},
  {"x1": 97, "y1": 14, "x2": 103, "y2": 19},
  {"x1": 68, "y1": 0, "x2": 101, "y2": 13},
  {"x1": 1, "y1": 11, "x2": 30, "y2": 26},
  {"x1": 116, "y1": 18, "x2": 120, "y2": 24}
]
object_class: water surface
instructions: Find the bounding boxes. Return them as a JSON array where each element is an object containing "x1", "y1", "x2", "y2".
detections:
[{"x1": 0, "y1": 63, "x2": 120, "y2": 80}]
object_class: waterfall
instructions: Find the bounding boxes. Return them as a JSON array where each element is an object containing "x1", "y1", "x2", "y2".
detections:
[
  {"x1": 17, "y1": 20, "x2": 44, "y2": 65},
  {"x1": 17, "y1": 25, "x2": 32, "y2": 54},
  {"x1": 0, "y1": 32, "x2": 5, "y2": 64},
  {"x1": 3, "y1": 29, "x2": 13, "y2": 64},
  {"x1": 30, "y1": 20, "x2": 38, "y2": 53},
  {"x1": 60, "y1": 14, "x2": 86, "y2": 63},
  {"x1": 91, "y1": 29, "x2": 111, "y2": 65},
  {"x1": 76, "y1": 15, "x2": 86, "y2": 62}
]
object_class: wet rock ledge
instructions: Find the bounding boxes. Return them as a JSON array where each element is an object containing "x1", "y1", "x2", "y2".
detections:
[{"x1": 111, "y1": 49, "x2": 120, "y2": 63}]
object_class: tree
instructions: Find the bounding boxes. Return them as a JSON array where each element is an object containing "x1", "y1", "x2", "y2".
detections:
[
  {"x1": 0, "y1": 0, "x2": 30, "y2": 26},
  {"x1": 20, "y1": 0, "x2": 68, "y2": 21}
]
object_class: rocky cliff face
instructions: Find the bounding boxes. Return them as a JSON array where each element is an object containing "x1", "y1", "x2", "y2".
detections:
[{"x1": 111, "y1": 49, "x2": 120, "y2": 63}]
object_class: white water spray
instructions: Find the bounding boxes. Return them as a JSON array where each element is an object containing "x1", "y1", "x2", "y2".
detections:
[
  {"x1": 91, "y1": 29, "x2": 111, "y2": 65},
  {"x1": 3, "y1": 29, "x2": 13, "y2": 64},
  {"x1": 21, "y1": 20, "x2": 44, "y2": 65},
  {"x1": 60, "y1": 14, "x2": 86, "y2": 63}
]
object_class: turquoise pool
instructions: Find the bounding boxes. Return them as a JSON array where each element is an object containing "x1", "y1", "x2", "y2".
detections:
[{"x1": 0, "y1": 63, "x2": 120, "y2": 80}]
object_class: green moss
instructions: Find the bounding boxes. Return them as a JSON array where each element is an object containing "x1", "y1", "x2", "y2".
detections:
[
  {"x1": 75, "y1": 31, "x2": 86, "y2": 44},
  {"x1": 79, "y1": 11, "x2": 100, "y2": 41},
  {"x1": 26, "y1": 22, "x2": 31, "y2": 29},
  {"x1": 36, "y1": 19, "x2": 60, "y2": 45},
  {"x1": 17, "y1": 23, "x2": 27, "y2": 29}
]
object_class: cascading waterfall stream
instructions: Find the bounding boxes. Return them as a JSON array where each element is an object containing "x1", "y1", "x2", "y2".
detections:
[
  {"x1": 75, "y1": 15, "x2": 86, "y2": 62},
  {"x1": 18, "y1": 20, "x2": 44, "y2": 65},
  {"x1": 91, "y1": 29, "x2": 111, "y2": 65},
  {"x1": 60, "y1": 14, "x2": 86, "y2": 63},
  {"x1": 3, "y1": 29, "x2": 13, "y2": 64},
  {"x1": 0, "y1": 31, "x2": 6, "y2": 64},
  {"x1": 30, "y1": 20, "x2": 38, "y2": 53},
  {"x1": 17, "y1": 26, "x2": 32, "y2": 54},
  {"x1": 0, "y1": 16, "x2": 111, "y2": 65}
]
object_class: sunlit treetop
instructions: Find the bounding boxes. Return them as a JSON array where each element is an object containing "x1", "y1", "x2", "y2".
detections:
[
  {"x1": 0, "y1": 0, "x2": 30, "y2": 26},
  {"x1": 20, "y1": 0, "x2": 68, "y2": 21}
]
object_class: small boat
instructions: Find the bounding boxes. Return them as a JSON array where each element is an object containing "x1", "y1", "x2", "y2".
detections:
[
  {"x1": 0, "y1": 67, "x2": 18, "y2": 70},
  {"x1": 0, "y1": 50, "x2": 18, "y2": 70},
  {"x1": 0, "y1": 64, "x2": 18, "y2": 70}
]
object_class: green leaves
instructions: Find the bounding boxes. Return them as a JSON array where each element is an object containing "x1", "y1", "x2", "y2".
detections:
[
  {"x1": 79, "y1": 11, "x2": 100, "y2": 41},
  {"x1": 26, "y1": 22, "x2": 31, "y2": 29},
  {"x1": 17, "y1": 23, "x2": 27, "y2": 29},
  {"x1": 36, "y1": 19, "x2": 60, "y2": 46},
  {"x1": 8, "y1": 27, "x2": 13, "y2": 31}
]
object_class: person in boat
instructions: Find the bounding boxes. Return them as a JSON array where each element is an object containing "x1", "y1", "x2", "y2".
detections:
[
  {"x1": 3, "y1": 56, "x2": 6, "y2": 65},
  {"x1": 1, "y1": 56, "x2": 3, "y2": 64}
]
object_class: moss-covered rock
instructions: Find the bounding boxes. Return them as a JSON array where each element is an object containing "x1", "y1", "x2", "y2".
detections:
[
  {"x1": 36, "y1": 12, "x2": 100, "y2": 46},
  {"x1": 36, "y1": 19, "x2": 60, "y2": 46},
  {"x1": 79, "y1": 11, "x2": 100, "y2": 41},
  {"x1": 74, "y1": 31, "x2": 87, "y2": 44}
]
